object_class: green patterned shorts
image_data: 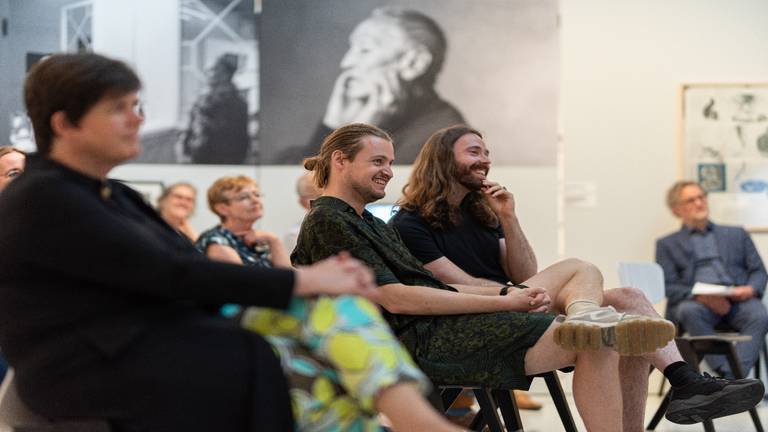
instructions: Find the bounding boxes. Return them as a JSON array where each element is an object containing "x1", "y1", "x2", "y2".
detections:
[{"x1": 399, "y1": 311, "x2": 556, "y2": 390}]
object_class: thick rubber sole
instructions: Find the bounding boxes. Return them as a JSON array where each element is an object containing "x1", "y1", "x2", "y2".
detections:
[
  {"x1": 665, "y1": 379, "x2": 764, "y2": 424},
  {"x1": 552, "y1": 317, "x2": 676, "y2": 355}
]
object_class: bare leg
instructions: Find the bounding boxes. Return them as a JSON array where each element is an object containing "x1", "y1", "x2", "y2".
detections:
[
  {"x1": 603, "y1": 287, "x2": 683, "y2": 370},
  {"x1": 525, "y1": 322, "x2": 623, "y2": 432},
  {"x1": 523, "y1": 258, "x2": 604, "y2": 312},
  {"x1": 603, "y1": 287, "x2": 683, "y2": 431},
  {"x1": 375, "y1": 382, "x2": 464, "y2": 432}
]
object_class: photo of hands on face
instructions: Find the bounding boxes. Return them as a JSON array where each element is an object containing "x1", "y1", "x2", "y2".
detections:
[
  {"x1": 273, "y1": 7, "x2": 465, "y2": 165},
  {"x1": 323, "y1": 15, "x2": 415, "y2": 128}
]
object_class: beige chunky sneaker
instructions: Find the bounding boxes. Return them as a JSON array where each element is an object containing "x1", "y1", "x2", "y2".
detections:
[{"x1": 552, "y1": 306, "x2": 676, "y2": 355}]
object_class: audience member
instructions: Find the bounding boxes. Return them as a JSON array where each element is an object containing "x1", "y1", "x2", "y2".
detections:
[
  {"x1": 391, "y1": 124, "x2": 766, "y2": 427},
  {"x1": 197, "y1": 174, "x2": 461, "y2": 430},
  {"x1": 0, "y1": 146, "x2": 25, "y2": 193},
  {"x1": 0, "y1": 53, "x2": 455, "y2": 432},
  {"x1": 285, "y1": 172, "x2": 322, "y2": 251},
  {"x1": 0, "y1": 146, "x2": 24, "y2": 383},
  {"x1": 657, "y1": 180, "x2": 768, "y2": 378},
  {"x1": 293, "y1": 123, "x2": 765, "y2": 430},
  {"x1": 199, "y1": 175, "x2": 290, "y2": 268},
  {"x1": 157, "y1": 181, "x2": 199, "y2": 242}
]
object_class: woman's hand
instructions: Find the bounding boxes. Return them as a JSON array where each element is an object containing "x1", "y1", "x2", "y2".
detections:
[{"x1": 293, "y1": 252, "x2": 377, "y2": 298}]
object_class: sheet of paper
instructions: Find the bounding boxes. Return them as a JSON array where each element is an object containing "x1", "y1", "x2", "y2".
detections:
[{"x1": 691, "y1": 282, "x2": 735, "y2": 296}]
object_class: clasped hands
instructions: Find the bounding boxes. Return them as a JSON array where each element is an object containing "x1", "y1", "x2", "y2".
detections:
[{"x1": 503, "y1": 286, "x2": 551, "y2": 313}]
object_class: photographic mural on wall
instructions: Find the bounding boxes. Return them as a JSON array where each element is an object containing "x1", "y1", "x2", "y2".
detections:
[
  {"x1": 3, "y1": 0, "x2": 558, "y2": 167},
  {"x1": 259, "y1": 0, "x2": 559, "y2": 166},
  {"x1": 681, "y1": 83, "x2": 768, "y2": 231},
  {"x1": 136, "y1": 0, "x2": 259, "y2": 165}
]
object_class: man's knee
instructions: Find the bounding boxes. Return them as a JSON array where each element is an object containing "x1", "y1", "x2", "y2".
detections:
[
  {"x1": 603, "y1": 287, "x2": 650, "y2": 311},
  {"x1": 561, "y1": 257, "x2": 602, "y2": 280},
  {"x1": 674, "y1": 300, "x2": 708, "y2": 324}
]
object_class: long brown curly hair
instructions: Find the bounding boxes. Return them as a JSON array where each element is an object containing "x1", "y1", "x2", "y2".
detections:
[{"x1": 398, "y1": 125, "x2": 498, "y2": 230}]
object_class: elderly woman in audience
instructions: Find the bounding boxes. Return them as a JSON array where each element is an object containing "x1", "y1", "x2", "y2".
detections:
[
  {"x1": 197, "y1": 174, "x2": 459, "y2": 431},
  {"x1": 0, "y1": 146, "x2": 25, "y2": 193},
  {"x1": 197, "y1": 175, "x2": 290, "y2": 268},
  {"x1": 157, "y1": 182, "x2": 199, "y2": 242}
]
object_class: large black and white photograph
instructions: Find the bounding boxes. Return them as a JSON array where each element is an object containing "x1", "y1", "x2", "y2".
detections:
[
  {"x1": 0, "y1": 0, "x2": 259, "y2": 166},
  {"x1": 137, "y1": 0, "x2": 259, "y2": 165},
  {"x1": 259, "y1": 0, "x2": 559, "y2": 165}
]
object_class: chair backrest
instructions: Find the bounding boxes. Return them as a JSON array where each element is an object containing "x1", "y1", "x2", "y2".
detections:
[{"x1": 618, "y1": 261, "x2": 665, "y2": 304}]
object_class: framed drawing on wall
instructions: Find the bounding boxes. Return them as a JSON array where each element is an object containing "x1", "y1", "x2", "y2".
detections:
[{"x1": 680, "y1": 83, "x2": 768, "y2": 232}]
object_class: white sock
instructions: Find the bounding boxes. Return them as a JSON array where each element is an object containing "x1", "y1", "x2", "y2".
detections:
[{"x1": 565, "y1": 300, "x2": 601, "y2": 316}]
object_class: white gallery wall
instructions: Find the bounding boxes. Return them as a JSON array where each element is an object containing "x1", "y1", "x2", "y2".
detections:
[{"x1": 560, "y1": 0, "x2": 768, "y2": 286}]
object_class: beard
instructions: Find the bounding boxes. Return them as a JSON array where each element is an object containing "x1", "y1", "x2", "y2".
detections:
[
  {"x1": 455, "y1": 162, "x2": 489, "y2": 191},
  {"x1": 350, "y1": 177, "x2": 386, "y2": 204}
]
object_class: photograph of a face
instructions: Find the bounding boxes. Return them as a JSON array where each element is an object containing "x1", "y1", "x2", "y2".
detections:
[{"x1": 259, "y1": 0, "x2": 559, "y2": 166}]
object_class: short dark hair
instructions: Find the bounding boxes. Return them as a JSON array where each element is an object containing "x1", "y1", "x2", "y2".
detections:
[{"x1": 24, "y1": 53, "x2": 142, "y2": 156}]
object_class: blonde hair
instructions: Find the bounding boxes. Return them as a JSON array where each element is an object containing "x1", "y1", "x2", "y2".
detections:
[
  {"x1": 303, "y1": 123, "x2": 391, "y2": 188},
  {"x1": 0, "y1": 146, "x2": 25, "y2": 159}
]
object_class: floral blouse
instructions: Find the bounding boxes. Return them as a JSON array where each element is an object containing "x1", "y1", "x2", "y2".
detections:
[{"x1": 195, "y1": 225, "x2": 272, "y2": 268}]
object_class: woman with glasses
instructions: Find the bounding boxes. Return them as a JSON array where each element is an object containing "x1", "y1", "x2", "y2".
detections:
[{"x1": 197, "y1": 175, "x2": 290, "y2": 268}]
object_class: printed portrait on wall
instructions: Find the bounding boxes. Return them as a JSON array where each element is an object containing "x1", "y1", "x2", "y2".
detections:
[{"x1": 259, "y1": 0, "x2": 559, "y2": 166}]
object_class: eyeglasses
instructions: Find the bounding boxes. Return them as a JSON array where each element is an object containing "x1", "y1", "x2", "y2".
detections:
[
  {"x1": 229, "y1": 191, "x2": 261, "y2": 202},
  {"x1": 679, "y1": 193, "x2": 707, "y2": 206}
]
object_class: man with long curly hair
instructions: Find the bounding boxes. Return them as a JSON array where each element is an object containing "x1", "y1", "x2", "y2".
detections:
[{"x1": 390, "y1": 124, "x2": 765, "y2": 428}]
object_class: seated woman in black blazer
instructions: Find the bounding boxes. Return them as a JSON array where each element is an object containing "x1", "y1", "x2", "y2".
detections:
[{"x1": 0, "y1": 53, "x2": 460, "y2": 432}]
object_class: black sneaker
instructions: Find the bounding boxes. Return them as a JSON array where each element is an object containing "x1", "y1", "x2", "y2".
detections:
[{"x1": 665, "y1": 372, "x2": 764, "y2": 424}]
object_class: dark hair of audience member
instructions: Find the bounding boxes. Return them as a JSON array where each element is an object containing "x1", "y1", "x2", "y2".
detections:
[{"x1": 24, "y1": 53, "x2": 141, "y2": 156}]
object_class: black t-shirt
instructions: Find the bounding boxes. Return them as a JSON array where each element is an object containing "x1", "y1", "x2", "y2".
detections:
[{"x1": 390, "y1": 198, "x2": 509, "y2": 285}]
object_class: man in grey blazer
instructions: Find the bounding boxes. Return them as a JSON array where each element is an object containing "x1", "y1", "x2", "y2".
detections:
[{"x1": 656, "y1": 180, "x2": 768, "y2": 377}]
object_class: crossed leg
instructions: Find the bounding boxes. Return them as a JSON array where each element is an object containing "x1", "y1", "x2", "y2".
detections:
[{"x1": 521, "y1": 258, "x2": 680, "y2": 432}]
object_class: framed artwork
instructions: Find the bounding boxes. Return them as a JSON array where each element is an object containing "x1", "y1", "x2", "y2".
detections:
[
  {"x1": 680, "y1": 83, "x2": 768, "y2": 232},
  {"x1": 122, "y1": 181, "x2": 165, "y2": 207}
]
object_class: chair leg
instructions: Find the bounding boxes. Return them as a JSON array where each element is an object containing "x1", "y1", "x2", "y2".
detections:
[
  {"x1": 646, "y1": 390, "x2": 671, "y2": 431},
  {"x1": 726, "y1": 345, "x2": 765, "y2": 432},
  {"x1": 440, "y1": 387, "x2": 463, "y2": 412},
  {"x1": 542, "y1": 372, "x2": 578, "y2": 432},
  {"x1": 492, "y1": 389, "x2": 523, "y2": 432},
  {"x1": 474, "y1": 388, "x2": 504, "y2": 432}
]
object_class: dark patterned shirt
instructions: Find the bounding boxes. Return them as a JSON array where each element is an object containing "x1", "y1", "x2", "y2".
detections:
[
  {"x1": 196, "y1": 225, "x2": 273, "y2": 268},
  {"x1": 292, "y1": 196, "x2": 456, "y2": 332}
]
